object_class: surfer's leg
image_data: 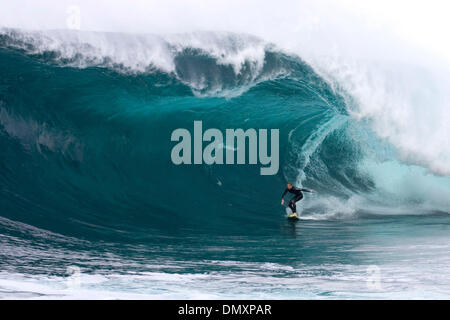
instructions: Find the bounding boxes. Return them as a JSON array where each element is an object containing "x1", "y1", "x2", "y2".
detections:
[
  {"x1": 289, "y1": 195, "x2": 303, "y2": 213},
  {"x1": 288, "y1": 199, "x2": 295, "y2": 212}
]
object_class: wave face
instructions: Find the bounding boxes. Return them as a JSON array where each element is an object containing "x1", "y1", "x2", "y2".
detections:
[{"x1": 0, "y1": 29, "x2": 449, "y2": 241}]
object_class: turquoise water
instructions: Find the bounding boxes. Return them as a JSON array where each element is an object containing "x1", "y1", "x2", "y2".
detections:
[{"x1": 0, "y1": 29, "x2": 449, "y2": 299}]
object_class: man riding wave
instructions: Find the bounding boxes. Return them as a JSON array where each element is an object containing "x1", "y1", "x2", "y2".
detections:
[{"x1": 281, "y1": 182, "x2": 315, "y2": 218}]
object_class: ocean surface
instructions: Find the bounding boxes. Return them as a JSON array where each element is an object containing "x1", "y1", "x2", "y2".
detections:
[{"x1": 0, "y1": 28, "x2": 449, "y2": 299}]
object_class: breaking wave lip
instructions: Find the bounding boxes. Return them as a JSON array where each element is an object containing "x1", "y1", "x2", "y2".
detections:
[
  {"x1": 0, "y1": 28, "x2": 290, "y2": 97},
  {"x1": 305, "y1": 55, "x2": 450, "y2": 177}
]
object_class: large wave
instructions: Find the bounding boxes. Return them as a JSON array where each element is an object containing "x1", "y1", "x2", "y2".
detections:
[{"x1": 0, "y1": 28, "x2": 449, "y2": 240}]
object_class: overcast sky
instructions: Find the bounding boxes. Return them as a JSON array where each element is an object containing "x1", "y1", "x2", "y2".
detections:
[{"x1": 1, "y1": 0, "x2": 450, "y2": 63}]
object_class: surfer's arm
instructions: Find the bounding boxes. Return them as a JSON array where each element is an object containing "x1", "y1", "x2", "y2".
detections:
[
  {"x1": 301, "y1": 188, "x2": 315, "y2": 193},
  {"x1": 281, "y1": 188, "x2": 288, "y2": 205}
]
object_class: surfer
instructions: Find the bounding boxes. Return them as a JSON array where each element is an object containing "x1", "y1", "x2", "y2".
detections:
[{"x1": 281, "y1": 182, "x2": 315, "y2": 217}]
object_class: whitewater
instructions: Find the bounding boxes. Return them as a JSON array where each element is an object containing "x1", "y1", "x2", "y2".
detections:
[{"x1": 0, "y1": 0, "x2": 450, "y2": 299}]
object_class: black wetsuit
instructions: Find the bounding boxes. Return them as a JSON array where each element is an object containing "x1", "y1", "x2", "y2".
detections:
[{"x1": 281, "y1": 187, "x2": 313, "y2": 213}]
